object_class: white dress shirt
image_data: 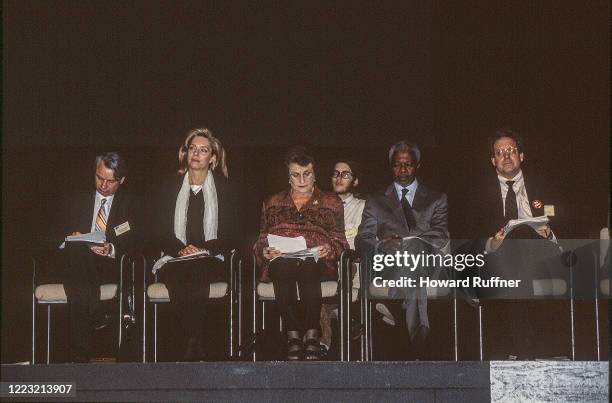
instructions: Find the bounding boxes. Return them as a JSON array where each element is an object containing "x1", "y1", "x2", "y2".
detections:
[
  {"x1": 497, "y1": 170, "x2": 532, "y2": 219},
  {"x1": 341, "y1": 194, "x2": 366, "y2": 250},
  {"x1": 90, "y1": 192, "x2": 116, "y2": 258},
  {"x1": 394, "y1": 179, "x2": 418, "y2": 206},
  {"x1": 486, "y1": 170, "x2": 556, "y2": 252}
]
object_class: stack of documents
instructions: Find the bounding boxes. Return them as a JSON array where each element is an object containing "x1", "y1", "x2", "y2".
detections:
[
  {"x1": 59, "y1": 231, "x2": 106, "y2": 249},
  {"x1": 267, "y1": 234, "x2": 320, "y2": 262},
  {"x1": 152, "y1": 250, "x2": 225, "y2": 274},
  {"x1": 504, "y1": 215, "x2": 549, "y2": 234}
]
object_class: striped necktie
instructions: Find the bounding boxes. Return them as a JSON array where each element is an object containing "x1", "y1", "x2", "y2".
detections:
[{"x1": 95, "y1": 198, "x2": 108, "y2": 233}]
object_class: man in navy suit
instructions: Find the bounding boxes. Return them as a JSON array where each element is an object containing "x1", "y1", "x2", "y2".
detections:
[{"x1": 61, "y1": 152, "x2": 136, "y2": 362}]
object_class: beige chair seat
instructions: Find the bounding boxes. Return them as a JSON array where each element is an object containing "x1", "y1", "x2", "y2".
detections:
[
  {"x1": 35, "y1": 283, "x2": 117, "y2": 303},
  {"x1": 257, "y1": 281, "x2": 340, "y2": 300},
  {"x1": 600, "y1": 279, "x2": 609, "y2": 296},
  {"x1": 532, "y1": 279, "x2": 567, "y2": 296},
  {"x1": 147, "y1": 282, "x2": 228, "y2": 301}
]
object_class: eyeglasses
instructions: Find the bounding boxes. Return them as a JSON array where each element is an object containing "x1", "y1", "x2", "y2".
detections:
[
  {"x1": 494, "y1": 146, "x2": 519, "y2": 157},
  {"x1": 188, "y1": 145, "x2": 211, "y2": 154},
  {"x1": 332, "y1": 170, "x2": 353, "y2": 179},
  {"x1": 392, "y1": 162, "x2": 416, "y2": 169}
]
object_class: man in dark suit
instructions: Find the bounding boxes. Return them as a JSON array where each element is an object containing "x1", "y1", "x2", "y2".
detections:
[
  {"x1": 60, "y1": 152, "x2": 136, "y2": 363},
  {"x1": 468, "y1": 128, "x2": 568, "y2": 359},
  {"x1": 469, "y1": 128, "x2": 559, "y2": 251},
  {"x1": 356, "y1": 141, "x2": 449, "y2": 345}
]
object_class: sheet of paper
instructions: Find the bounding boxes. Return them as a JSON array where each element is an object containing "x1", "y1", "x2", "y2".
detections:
[
  {"x1": 59, "y1": 231, "x2": 106, "y2": 249},
  {"x1": 504, "y1": 215, "x2": 549, "y2": 234},
  {"x1": 151, "y1": 251, "x2": 224, "y2": 274},
  {"x1": 267, "y1": 234, "x2": 307, "y2": 253}
]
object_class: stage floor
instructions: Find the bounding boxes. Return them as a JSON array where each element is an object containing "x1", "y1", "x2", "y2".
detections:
[{"x1": 1, "y1": 361, "x2": 608, "y2": 402}]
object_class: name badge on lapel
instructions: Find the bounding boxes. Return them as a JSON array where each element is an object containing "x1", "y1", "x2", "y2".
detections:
[
  {"x1": 543, "y1": 205, "x2": 555, "y2": 217},
  {"x1": 114, "y1": 221, "x2": 131, "y2": 236}
]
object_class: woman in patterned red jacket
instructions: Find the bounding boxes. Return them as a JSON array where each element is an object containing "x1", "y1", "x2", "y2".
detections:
[{"x1": 254, "y1": 147, "x2": 349, "y2": 361}]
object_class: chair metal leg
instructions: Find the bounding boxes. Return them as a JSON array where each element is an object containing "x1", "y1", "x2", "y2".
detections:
[
  {"x1": 118, "y1": 256, "x2": 125, "y2": 354},
  {"x1": 32, "y1": 258, "x2": 36, "y2": 365},
  {"x1": 229, "y1": 252, "x2": 235, "y2": 359},
  {"x1": 46, "y1": 305, "x2": 51, "y2": 365},
  {"x1": 478, "y1": 305, "x2": 483, "y2": 361},
  {"x1": 252, "y1": 255, "x2": 258, "y2": 362},
  {"x1": 593, "y1": 253, "x2": 601, "y2": 361},
  {"x1": 367, "y1": 301, "x2": 373, "y2": 361},
  {"x1": 154, "y1": 303, "x2": 158, "y2": 363},
  {"x1": 238, "y1": 258, "x2": 243, "y2": 359},
  {"x1": 142, "y1": 257, "x2": 148, "y2": 363},
  {"x1": 338, "y1": 257, "x2": 345, "y2": 362},
  {"x1": 453, "y1": 293, "x2": 459, "y2": 361},
  {"x1": 569, "y1": 262, "x2": 576, "y2": 360},
  {"x1": 360, "y1": 296, "x2": 365, "y2": 361},
  {"x1": 262, "y1": 301, "x2": 266, "y2": 331}
]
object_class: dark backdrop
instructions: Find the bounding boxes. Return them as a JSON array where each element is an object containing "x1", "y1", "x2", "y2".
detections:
[{"x1": 2, "y1": 1, "x2": 609, "y2": 362}]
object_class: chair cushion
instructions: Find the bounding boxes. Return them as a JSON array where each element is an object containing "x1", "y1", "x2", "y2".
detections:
[
  {"x1": 147, "y1": 282, "x2": 228, "y2": 302},
  {"x1": 532, "y1": 279, "x2": 567, "y2": 296},
  {"x1": 35, "y1": 284, "x2": 117, "y2": 303},
  {"x1": 257, "y1": 281, "x2": 339, "y2": 300},
  {"x1": 601, "y1": 279, "x2": 609, "y2": 296}
]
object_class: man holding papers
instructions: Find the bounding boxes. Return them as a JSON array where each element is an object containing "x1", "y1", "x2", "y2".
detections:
[
  {"x1": 474, "y1": 128, "x2": 559, "y2": 251},
  {"x1": 469, "y1": 128, "x2": 567, "y2": 360},
  {"x1": 60, "y1": 152, "x2": 136, "y2": 363},
  {"x1": 254, "y1": 147, "x2": 349, "y2": 360}
]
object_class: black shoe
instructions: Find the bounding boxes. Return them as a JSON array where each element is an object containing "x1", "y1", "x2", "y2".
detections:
[
  {"x1": 303, "y1": 339, "x2": 320, "y2": 361},
  {"x1": 287, "y1": 338, "x2": 303, "y2": 361}
]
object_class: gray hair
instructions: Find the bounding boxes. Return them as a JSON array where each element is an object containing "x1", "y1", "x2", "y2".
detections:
[
  {"x1": 94, "y1": 152, "x2": 126, "y2": 179},
  {"x1": 388, "y1": 141, "x2": 421, "y2": 165}
]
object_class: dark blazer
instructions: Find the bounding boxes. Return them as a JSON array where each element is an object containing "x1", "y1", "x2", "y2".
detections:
[
  {"x1": 156, "y1": 171, "x2": 242, "y2": 257},
  {"x1": 356, "y1": 181, "x2": 449, "y2": 256},
  {"x1": 57, "y1": 188, "x2": 137, "y2": 257},
  {"x1": 465, "y1": 171, "x2": 564, "y2": 240}
]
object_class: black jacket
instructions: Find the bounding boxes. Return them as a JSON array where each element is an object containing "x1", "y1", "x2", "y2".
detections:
[
  {"x1": 57, "y1": 188, "x2": 138, "y2": 257},
  {"x1": 156, "y1": 172, "x2": 242, "y2": 257}
]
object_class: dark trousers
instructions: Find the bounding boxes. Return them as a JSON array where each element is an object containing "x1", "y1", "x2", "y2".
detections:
[
  {"x1": 63, "y1": 242, "x2": 116, "y2": 362},
  {"x1": 160, "y1": 257, "x2": 225, "y2": 340},
  {"x1": 269, "y1": 257, "x2": 324, "y2": 332}
]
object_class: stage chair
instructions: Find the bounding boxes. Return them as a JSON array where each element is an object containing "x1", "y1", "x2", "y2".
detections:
[
  {"x1": 31, "y1": 253, "x2": 140, "y2": 364},
  {"x1": 360, "y1": 240, "x2": 458, "y2": 361},
  {"x1": 143, "y1": 250, "x2": 241, "y2": 362},
  {"x1": 249, "y1": 252, "x2": 353, "y2": 361},
  {"x1": 476, "y1": 241, "x2": 571, "y2": 360},
  {"x1": 595, "y1": 227, "x2": 609, "y2": 360},
  {"x1": 339, "y1": 249, "x2": 365, "y2": 361}
]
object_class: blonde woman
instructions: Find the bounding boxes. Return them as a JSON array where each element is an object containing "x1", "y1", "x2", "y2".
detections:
[{"x1": 156, "y1": 128, "x2": 239, "y2": 361}]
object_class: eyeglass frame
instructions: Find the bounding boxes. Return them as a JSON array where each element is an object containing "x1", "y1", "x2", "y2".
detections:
[
  {"x1": 331, "y1": 170, "x2": 354, "y2": 180},
  {"x1": 493, "y1": 146, "x2": 520, "y2": 157}
]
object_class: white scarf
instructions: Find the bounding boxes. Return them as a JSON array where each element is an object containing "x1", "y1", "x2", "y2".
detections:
[{"x1": 174, "y1": 171, "x2": 218, "y2": 244}]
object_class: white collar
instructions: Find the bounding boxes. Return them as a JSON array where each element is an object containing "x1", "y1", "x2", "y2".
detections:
[
  {"x1": 394, "y1": 178, "x2": 418, "y2": 194},
  {"x1": 341, "y1": 193, "x2": 354, "y2": 205},
  {"x1": 497, "y1": 170, "x2": 523, "y2": 186},
  {"x1": 95, "y1": 192, "x2": 114, "y2": 205}
]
